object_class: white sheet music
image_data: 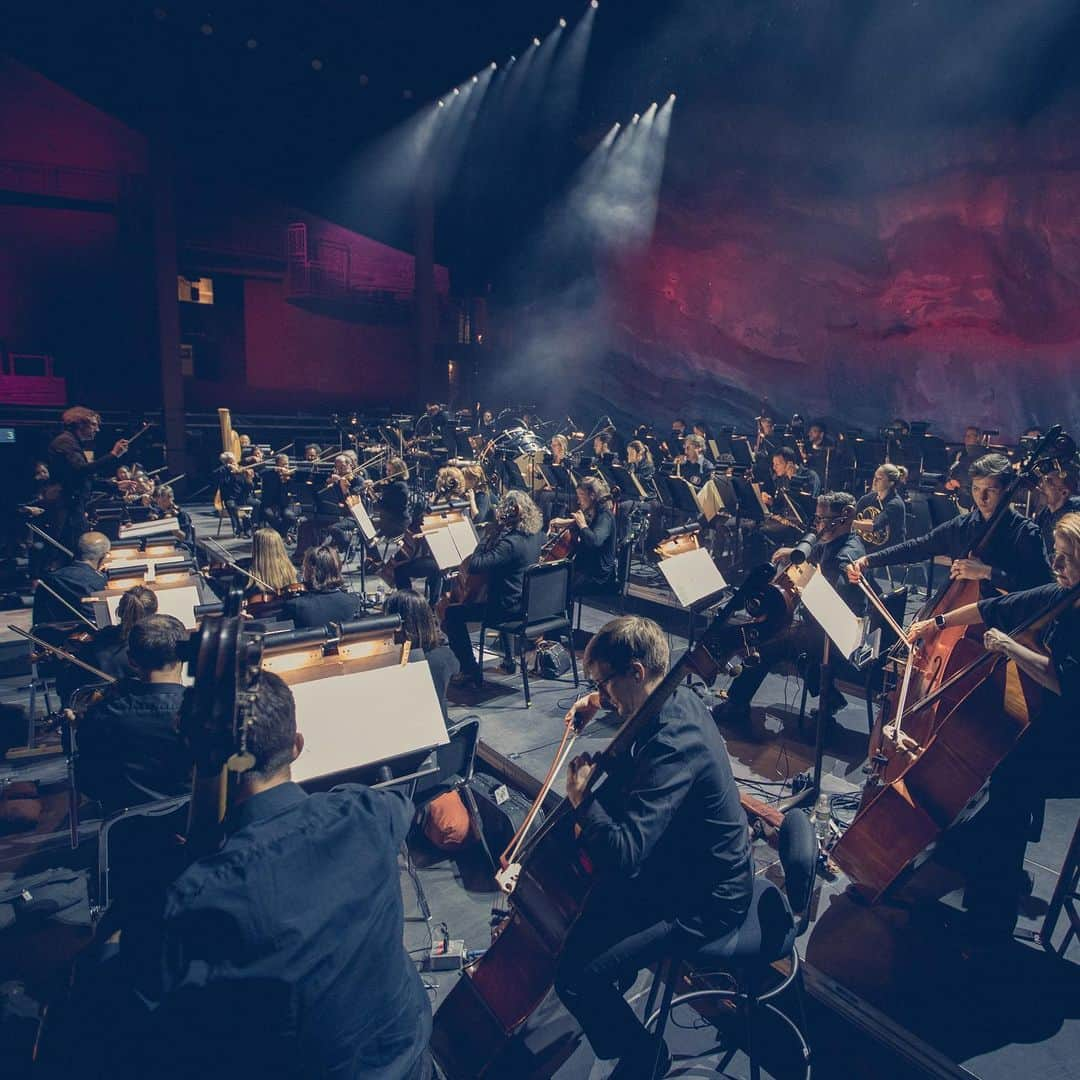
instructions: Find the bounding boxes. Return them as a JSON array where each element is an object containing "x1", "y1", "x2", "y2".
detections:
[
  {"x1": 799, "y1": 571, "x2": 865, "y2": 661},
  {"x1": 289, "y1": 661, "x2": 448, "y2": 783},
  {"x1": 101, "y1": 584, "x2": 202, "y2": 629},
  {"x1": 658, "y1": 547, "x2": 728, "y2": 608},
  {"x1": 118, "y1": 516, "x2": 179, "y2": 539},
  {"x1": 349, "y1": 500, "x2": 378, "y2": 544},
  {"x1": 426, "y1": 519, "x2": 478, "y2": 571}
]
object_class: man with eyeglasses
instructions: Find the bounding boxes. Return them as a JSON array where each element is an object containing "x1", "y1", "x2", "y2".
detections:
[
  {"x1": 553, "y1": 616, "x2": 753, "y2": 1080},
  {"x1": 716, "y1": 490, "x2": 867, "y2": 728}
]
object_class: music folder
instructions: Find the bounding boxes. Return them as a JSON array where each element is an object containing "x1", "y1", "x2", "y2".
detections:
[
  {"x1": 425, "y1": 519, "x2": 479, "y2": 571},
  {"x1": 798, "y1": 569, "x2": 879, "y2": 666}
]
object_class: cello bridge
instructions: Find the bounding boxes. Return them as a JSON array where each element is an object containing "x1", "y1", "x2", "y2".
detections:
[{"x1": 496, "y1": 862, "x2": 521, "y2": 895}]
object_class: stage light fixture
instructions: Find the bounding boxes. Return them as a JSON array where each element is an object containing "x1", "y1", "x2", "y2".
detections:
[
  {"x1": 510, "y1": 55, "x2": 517, "y2": 62},
  {"x1": 453, "y1": 87, "x2": 460, "y2": 95},
  {"x1": 438, "y1": 100, "x2": 445, "y2": 107},
  {"x1": 311, "y1": 58, "x2": 324, "y2": 71},
  {"x1": 472, "y1": 75, "x2": 479, "y2": 83},
  {"x1": 669, "y1": 92, "x2": 676, "y2": 100},
  {"x1": 245, "y1": 38, "x2": 258, "y2": 50},
  {"x1": 591, "y1": 0, "x2": 599, "y2": 8},
  {"x1": 200, "y1": 22, "x2": 213, "y2": 35},
  {"x1": 490, "y1": 61, "x2": 497, "y2": 69},
  {"x1": 559, "y1": 17, "x2": 567, "y2": 27},
  {"x1": 632, "y1": 113, "x2": 640, "y2": 123},
  {"x1": 533, "y1": 36, "x2": 541, "y2": 45}
]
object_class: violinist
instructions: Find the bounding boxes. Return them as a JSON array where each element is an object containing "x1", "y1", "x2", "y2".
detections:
[
  {"x1": 551, "y1": 475, "x2": 618, "y2": 596},
  {"x1": 373, "y1": 456, "x2": 412, "y2": 539},
  {"x1": 214, "y1": 451, "x2": 254, "y2": 538},
  {"x1": 1034, "y1": 463, "x2": 1080, "y2": 560},
  {"x1": 854, "y1": 464, "x2": 907, "y2": 548},
  {"x1": 44, "y1": 406, "x2": 130, "y2": 549},
  {"x1": 246, "y1": 529, "x2": 301, "y2": 608},
  {"x1": 76, "y1": 614, "x2": 192, "y2": 815},
  {"x1": 32, "y1": 531, "x2": 109, "y2": 628},
  {"x1": 445, "y1": 490, "x2": 544, "y2": 687},
  {"x1": 304, "y1": 443, "x2": 321, "y2": 463},
  {"x1": 556, "y1": 616, "x2": 753, "y2": 1079},
  {"x1": 848, "y1": 453, "x2": 1050, "y2": 597},
  {"x1": 281, "y1": 544, "x2": 360, "y2": 628},
  {"x1": 314, "y1": 455, "x2": 363, "y2": 552},
  {"x1": 152, "y1": 484, "x2": 193, "y2": 546},
  {"x1": 718, "y1": 492, "x2": 866, "y2": 728},
  {"x1": 591, "y1": 431, "x2": 616, "y2": 468},
  {"x1": 462, "y1": 463, "x2": 495, "y2": 524},
  {"x1": 673, "y1": 434, "x2": 714, "y2": 488},
  {"x1": 904, "y1": 512, "x2": 1080, "y2": 948},
  {"x1": 260, "y1": 454, "x2": 300, "y2": 538}
]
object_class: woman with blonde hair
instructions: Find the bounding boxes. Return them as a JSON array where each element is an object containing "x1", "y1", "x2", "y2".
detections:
[
  {"x1": 248, "y1": 528, "x2": 299, "y2": 597},
  {"x1": 905, "y1": 512, "x2": 1080, "y2": 946}
]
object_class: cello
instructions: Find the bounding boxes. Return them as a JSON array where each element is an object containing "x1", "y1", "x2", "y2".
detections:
[
  {"x1": 864, "y1": 426, "x2": 1072, "y2": 785},
  {"x1": 833, "y1": 578, "x2": 1080, "y2": 901},
  {"x1": 429, "y1": 562, "x2": 797, "y2": 1077}
]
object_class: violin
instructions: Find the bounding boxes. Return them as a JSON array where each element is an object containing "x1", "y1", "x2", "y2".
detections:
[{"x1": 245, "y1": 581, "x2": 306, "y2": 619}]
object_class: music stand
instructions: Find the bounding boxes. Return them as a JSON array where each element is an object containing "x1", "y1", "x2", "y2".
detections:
[
  {"x1": 666, "y1": 475, "x2": 703, "y2": 517},
  {"x1": 657, "y1": 547, "x2": 730, "y2": 652}
]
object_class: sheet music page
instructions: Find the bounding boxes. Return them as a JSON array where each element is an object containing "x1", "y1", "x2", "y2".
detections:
[
  {"x1": 290, "y1": 662, "x2": 448, "y2": 783},
  {"x1": 425, "y1": 528, "x2": 464, "y2": 571},
  {"x1": 800, "y1": 571, "x2": 864, "y2": 660},
  {"x1": 658, "y1": 547, "x2": 728, "y2": 608},
  {"x1": 447, "y1": 519, "x2": 478, "y2": 560}
]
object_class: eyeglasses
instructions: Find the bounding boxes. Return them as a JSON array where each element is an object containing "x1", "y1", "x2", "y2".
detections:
[{"x1": 591, "y1": 670, "x2": 624, "y2": 697}]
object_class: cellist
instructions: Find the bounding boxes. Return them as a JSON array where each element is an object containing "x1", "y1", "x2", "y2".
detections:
[
  {"x1": 556, "y1": 616, "x2": 754, "y2": 1079},
  {"x1": 848, "y1": 453, "x2": 1050, "y2": 595},
  {"x1": 905, "y1": 511, "x2": 1080, "y2": 948}
]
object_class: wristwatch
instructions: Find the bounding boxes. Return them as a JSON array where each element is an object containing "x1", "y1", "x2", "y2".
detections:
[{"x1": 934, "y1": 614, "x2": 947, "y2": 630}]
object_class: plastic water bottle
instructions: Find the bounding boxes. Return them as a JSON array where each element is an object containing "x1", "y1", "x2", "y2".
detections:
[{"x1": 812, "y1": 793, "x2": 831, "y2": 845}]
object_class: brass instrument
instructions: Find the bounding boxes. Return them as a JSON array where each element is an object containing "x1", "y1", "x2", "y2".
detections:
[{"x1": 853, "y1": 502, "x2": 889, "y2": 548}]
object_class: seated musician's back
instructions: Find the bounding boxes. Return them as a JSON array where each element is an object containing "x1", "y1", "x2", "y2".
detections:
[
  {"x1": 32, "y1": 531, "x2": 109, "y2": 626},
  {"x1": 77, "y1": 614, "x2": 191, "y2": 814},
  {"x1": 282, "y1": 544, "x2": 359, "y2": 628}
]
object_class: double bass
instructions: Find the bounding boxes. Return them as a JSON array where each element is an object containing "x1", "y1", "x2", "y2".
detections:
[
  {"x1": 429, "y1": 562, "x2": 797, "y2": 1077},
  {"x1": 833, "y1": 578, "x2": 1080, "y2": 901},
  {"x1": 864, "y1": 426, "x2": 1072, "y2": 787}
]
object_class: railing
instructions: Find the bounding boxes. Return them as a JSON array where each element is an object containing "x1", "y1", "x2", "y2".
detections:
[{"x1": 0, "y1": 158, "x2": 132, "y2": 204}]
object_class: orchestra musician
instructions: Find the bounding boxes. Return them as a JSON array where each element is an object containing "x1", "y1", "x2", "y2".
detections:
[
  {"x1": 151, "y1": 484, "x2": 193, "y2": 546},
  {"x1": 32, "y1": 531, "x2": 109, "y2": 628},
  {"x1": 848, "y1": 453, "x2": 1050, "y2": 596},
  {"x1": 904, "y1": 512, "x2": 1080, "y2": 949},
  {"x1": 803, "y1": 420, "x2": 835, "y2": 488},
  {"x1": 625, "y1": 439, "x2": 665, "y2": 550},
  {"x1": 762, "y1": 446, "x2": 819, "y2": 528},
  {"x1": 461, "y1": 463, "x2": 494, "y2": 524},
  {"x1": 945, "y1": 425, "x2": 984, "y2": 507},
  {"x1": 260, "y1": 454, "x2": 300, "y2": 538},
  {"x1": 74, "y1": 585, "x2": 158, "y2": 688},
  {"x1": 445, "y1": 490, "x2": 544, "y2": 687},
  {"x1": 382, "y1": 589, "x2": 459, "y2": 725},
  {"x1": 214, "y1": 451, "x2": 255, "y2": 538},
  {"x1": 56, "y1": 670, "x2": 433, "y2": 1079},
  {"x1": 1034, "y1": 463, "x2": 1080, "y2": 560},
  {"x1": 854, "y1": 464, "x2": 908, "y2": 548},
  {"x1": 372, "y1": 456, "x2": 412, "y2": 539},
  {"x1": 718, "y1": 491, "x2": 867, "y2": 728},
  {"x1": 423, "y1": 401, "x2": 459, "y2": 457},
  {"x1": 673, "y1": 434, "x2": 714, "y2": 488},
  {"x1": 391, "y1": 466, "x2": 469, "y2": 601},
  {"x1": 43, "y1": 406, "x2": 130, "y2": 549},
  {"x1": 556, "y1": 616, "x2": 754, "y2": 1079},
  {"x1": 314, "y1": 454, "x2": 364, "y2": 552},
  {"x1": 592, "y1": 431, "x2": 616, "y2": 468},
  {"x1": 75, "y1": 614, "x2": 192, "y2": 815},
  {"x1": 551, "y1": 475, "x2": 618, "y2": 596},
  {"x1": 247, "y1": 528, "x2": 300, "y2": 605},
  {"x1": 281, "y1": 544, "x2": 361, "y2": 628},
  {"x1": 536, "y1": 434, "x2": 576, "y2": 525}
]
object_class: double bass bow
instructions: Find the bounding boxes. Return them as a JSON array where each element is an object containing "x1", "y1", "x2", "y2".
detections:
[{"x1": 429, "y1": 562, "x2": 790, "y2": 1077}]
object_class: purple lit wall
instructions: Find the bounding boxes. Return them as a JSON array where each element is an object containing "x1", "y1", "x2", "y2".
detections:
[{"x1": 588, "y1": 111, "x2": 1080, "y2": 438}]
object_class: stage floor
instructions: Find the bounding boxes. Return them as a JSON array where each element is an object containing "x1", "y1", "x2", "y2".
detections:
[{"x1": 1, "y1": 508, "x2": 1077, "y2": 1078}]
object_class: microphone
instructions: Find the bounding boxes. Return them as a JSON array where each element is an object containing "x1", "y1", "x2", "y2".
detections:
[{"x1": 788, "y1": 531, "x2": 818, "y2": 566}]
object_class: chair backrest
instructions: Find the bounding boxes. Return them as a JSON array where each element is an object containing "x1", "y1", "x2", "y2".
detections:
[
  {"x1": 437, "y1": 717, "x2": 480, "y2": 785},
  {"x1": 778, "y1": 808, "x2": 817, "y2": 936},
  {"x1": 522, "y1": 560, "x2": 572, "y2": 624},
  {"x1": 96, "y1": 794, "x2": 191, "y2": 912}
]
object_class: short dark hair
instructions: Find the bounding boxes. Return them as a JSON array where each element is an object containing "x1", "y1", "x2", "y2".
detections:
[
  {"x1": 969, "y1": 453, "x2": 1012, "y2": 485},
  {"x1": 594, "y1": 432, "x2": 611, "y2": 449},
  {"x1": 774, "y1": 446, "x2": 798, "y2": 465},
  {"x1": 584, "y1": 616, "x2": 669, "y2": 682},
  {"x1": 246, "y1": 670, "x2": 297, "y2": 781},
  {"x1": 809, "y1": 419, "x2": 827, "y2": 433},
  {"x1": 383, "y1": 589, "x2": 441, "y2": 650},
  {"x1": 816, "y1": 491, "x2": 856, "y2": 516},
  {"x1": 128, "y1": 614, "x2": 186, "y2": 672},
  {"x1": 303, "y1": 544, "x2": 344, "y2": 591}
]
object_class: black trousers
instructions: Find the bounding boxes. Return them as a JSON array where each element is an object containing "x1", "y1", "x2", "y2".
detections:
[
  {"x1": 394, "y1": 555, "x2": 442, "y2": 603},
  {"x1": 724, "y1": 620, "x2": 823, "y2": 711},
  {"x1": 554, "y1": 884, "x2": 745, "y2": 1063},
  {"x1": 445, "y1": 601, "x2": 513, "y2": 676}
]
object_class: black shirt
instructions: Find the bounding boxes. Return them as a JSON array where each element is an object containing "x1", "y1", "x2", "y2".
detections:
[
  {"x1": 77, "y1": 680, "x2": 189, "y2": 813},
  {"x1": 1035, "y1": 496, "x2": 1080, "y2": 558},
  {"x1": 33, "y1": 560, "x2": 106, "y2": 626},
  {"x1": 214, "y1": 465, "x2": 251, "y2": 504},
  {"x1": 469, "y1": 528, "x2": 544, "y2": 618},
  {"x1": 864, "y1": 507, "x2": 1050, "y2": 597},
  {"x1": 125, "y1": 782, "x2": 431, "y2": 1079},
  {"x1": 413, "y1": 644, "x2": 459, "y2": 726},
  {"x1": 574, "y1": 505, "x2": 617, "y2": 591},
  {"x1": 282, "y1": 588, "x2": 360, "y2": 629},
  {"x1": 46, "y1": 430, "x2": 118, "y2": 506},
  {"x1": 855, "y1": 491, "x2": 907, "y2": 547},
  {"x1": 679, "y1": 457, "x2": 714, "y2": 488},
  {"x1": 577, "y1": 685, "x2": 754, "y2": 933}
]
